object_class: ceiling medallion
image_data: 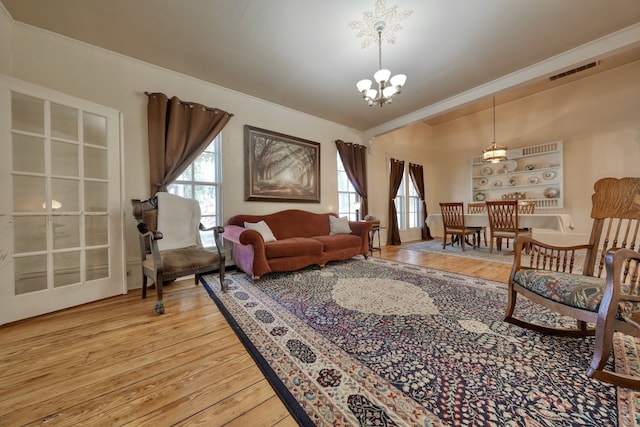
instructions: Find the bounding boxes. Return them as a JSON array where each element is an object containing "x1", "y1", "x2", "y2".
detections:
[{"x1": 349, "y1": 0, "x2": 413, "y2": 49}]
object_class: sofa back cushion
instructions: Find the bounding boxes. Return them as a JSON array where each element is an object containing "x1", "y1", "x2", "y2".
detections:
[{"x1": 227, "y1": 209, "x2": 336, "y2": 239}]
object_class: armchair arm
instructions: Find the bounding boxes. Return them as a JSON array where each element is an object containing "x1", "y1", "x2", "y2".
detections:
[
  {"x1": 603, "y1": 247, "x2": 640, "y2": 329},
  {"x1": 512, "y1": 235, "x2": 592, "y2": 275},
  {"x1": 200, "y1": 224, "x2": 226, "y2": 263}
]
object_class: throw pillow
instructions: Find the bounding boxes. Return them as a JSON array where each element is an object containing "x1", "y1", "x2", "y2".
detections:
[
  {"x1": 329, "y1": 216, "x2": 352, "y2": 235},
  {"x1": 244, "y1": 220, "x2": 277, "y2": 242}
]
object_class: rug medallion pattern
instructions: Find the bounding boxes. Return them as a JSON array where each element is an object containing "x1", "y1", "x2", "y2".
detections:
[{"x1": 203, "y1": 258, "x2": 639, "y2": 426}]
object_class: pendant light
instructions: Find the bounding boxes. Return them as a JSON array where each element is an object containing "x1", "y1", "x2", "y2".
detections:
[{"x1": 482, "y1": 97, "x2": 508, "y2": 163}]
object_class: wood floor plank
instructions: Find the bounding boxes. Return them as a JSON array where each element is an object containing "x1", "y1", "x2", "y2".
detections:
[{"x1": 0, "y1": 242, "x2": 510, "y2": 427}]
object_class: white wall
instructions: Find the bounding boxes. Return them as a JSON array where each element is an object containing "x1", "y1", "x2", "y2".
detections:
[
  {"x1": 3, "y1": 18, "x2": 363, "y2": 289},
  {"x1": 373, "y1": 60, "x2": 640, "y2": 245}
]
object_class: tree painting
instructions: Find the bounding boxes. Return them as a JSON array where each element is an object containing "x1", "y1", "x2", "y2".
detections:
[{"x1": 244, "y1": 126, "x2": 320, "y2": 202}]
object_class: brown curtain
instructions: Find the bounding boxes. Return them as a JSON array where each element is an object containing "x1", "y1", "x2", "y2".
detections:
[
  {"x1": 408, "y1": 162, "x2": 433, "y2": 240},
  {"x1": 335, "y1": 140, "x2": 368, "y2": 216},
  {"x1": 146, "y1": 92, "x2": 233, "y2": 195},
  {"x1": 387, "y1": 158, "x2": 404, "y2": 245}
]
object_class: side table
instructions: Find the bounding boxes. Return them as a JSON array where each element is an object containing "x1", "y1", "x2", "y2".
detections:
[{"x1": 369, "y1": 225, "x2": 385, "y2": 256}]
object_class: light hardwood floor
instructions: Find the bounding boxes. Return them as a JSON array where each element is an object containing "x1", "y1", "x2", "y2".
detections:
[{"x1": 0, "y1": 242, "x2": 510, "y2": 426}]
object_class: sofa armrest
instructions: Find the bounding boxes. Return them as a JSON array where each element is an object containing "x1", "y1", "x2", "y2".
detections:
[
  {"x1": 223, "y1": 224, "x2": 271, "y2": 278},
  {"x1": 349, "y1": 221, "x2": 374, "y2": 254}
]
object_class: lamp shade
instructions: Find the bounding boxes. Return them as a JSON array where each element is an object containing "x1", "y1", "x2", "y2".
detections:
[
  {"x1": 366, "y1": 89, "x2": 377, "y2": 100},
  {"x1": 482, "y1": 143, "x2": 508, "y2": 163},
  {"x1": 373, "y1": 69, "x2": 391, "y2": 83},
  {"x1": 390, "y1": 74, "x2": 407, "y2": 88},
  {"x1": 356, "y1": 79, "x2": 372, "y2": 92},
  {"x1": 383, "y1": 85, "x2": 396, "y2": 98}
]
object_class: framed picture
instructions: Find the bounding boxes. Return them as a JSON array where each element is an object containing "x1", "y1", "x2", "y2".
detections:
[{"x1": 244, "y1": 125, "x2": 321, "y2": 202}]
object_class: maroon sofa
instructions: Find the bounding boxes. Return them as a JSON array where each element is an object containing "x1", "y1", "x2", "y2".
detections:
[{"x1": 223, "y1": 209, "x2": 372, "y2": 279}]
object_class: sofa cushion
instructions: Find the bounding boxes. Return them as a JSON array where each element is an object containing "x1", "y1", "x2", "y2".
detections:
[
  {"x1": 312, "y1": 234, "x2": 362, "y2": 252},
  {"x1": 329, "y1": 216, "x2": 352, "y2": 235},
  {"x1": 265, "y1": 237, "x2": 323, "y2": 258}
]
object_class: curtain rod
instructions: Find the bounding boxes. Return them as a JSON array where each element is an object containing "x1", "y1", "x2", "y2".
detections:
[{"x1": 144, "y1": 92, "x2": 233, "y2": 116}]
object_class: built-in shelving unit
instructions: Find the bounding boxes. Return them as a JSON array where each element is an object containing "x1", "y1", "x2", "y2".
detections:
[{"x1": 471, "y1": 141, "x2": 563, "y2": 209}]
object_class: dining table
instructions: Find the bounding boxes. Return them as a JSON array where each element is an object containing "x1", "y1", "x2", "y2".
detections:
[{"x1": 426, "y1": 212, "x2": 574, "y2": 233}]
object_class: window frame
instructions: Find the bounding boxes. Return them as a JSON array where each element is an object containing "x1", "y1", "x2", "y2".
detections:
[{"x1": 337, "y1": 152, "x2": 360, "y2": 220}]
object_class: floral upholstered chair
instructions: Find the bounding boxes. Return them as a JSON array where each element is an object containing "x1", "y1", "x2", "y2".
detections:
[{"x1": 505, "y1": 177, "x2": 640, "y2": 389}]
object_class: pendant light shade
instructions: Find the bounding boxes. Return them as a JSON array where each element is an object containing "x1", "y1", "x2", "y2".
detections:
[{"x1": 482, "y1": 97, "x2": 508, "y2": 163}]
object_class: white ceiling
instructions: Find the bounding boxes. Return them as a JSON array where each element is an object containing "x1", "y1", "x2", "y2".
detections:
[{"x1": 2, "y1": 0, "x2": 640, "y2": 134}]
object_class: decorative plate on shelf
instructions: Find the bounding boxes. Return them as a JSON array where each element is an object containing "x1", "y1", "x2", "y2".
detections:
[
  {"x1": 528, "y1": 177, "x2": 539, "y2": 185},
  {"x1": 504, "y1": 160, "x2": 517, "y2": 173},
  {"x1": 480, "y1": 166, "x2": 493, "y2": 176},
  {"x1": 543, "y1": 187, "x2": 559, "y2": 198},
  {"x1": 477, "y1": 178, "x2": 488, "y2": 187},
  {"x1": 491, "y1": 180, "x2": 502, "y2": 188},
  {"x1": 542, "y1": 171, "x2": 555, "y2": 180},
  {"x1": 475, "y1": 192, "x2": 486, "y2": 201}
]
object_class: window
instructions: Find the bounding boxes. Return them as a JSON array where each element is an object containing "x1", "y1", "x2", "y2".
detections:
[
  {"x1": 168, "y1": 134, "x2": 222, "y2": 247},
  {"x1": 337, "y1": 153, "x2": 360, "y2": 220},
  {"x1": 395, "y1": 169, "x2": 422, "y2": 230}
]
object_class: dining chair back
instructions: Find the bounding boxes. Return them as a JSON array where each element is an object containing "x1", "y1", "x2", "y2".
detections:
[
  {"x1": 518, "y1": 200, "x2": 536, "y2": 214},
  {"x1": 467, "y1": 202, "x2": 487, "y2": 245},
  {"x1": 439, "y1": 202, "x2": 478, "y2": 251},
  {"x1": 485, "y1": 200, "x2": 532, "y2": 253}
]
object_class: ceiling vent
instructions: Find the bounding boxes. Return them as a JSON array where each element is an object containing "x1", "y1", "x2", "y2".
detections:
[{"x1": 549, "y1": 61, "x2": 600, "y2": 81}]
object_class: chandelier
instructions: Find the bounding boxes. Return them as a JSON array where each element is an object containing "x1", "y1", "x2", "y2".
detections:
[
  {"x1": 482, "y1": 97, "x2": 508, "y2": 163},
  {"x1": 356, "y1": 21, "x2": 406, "y2": 107}
]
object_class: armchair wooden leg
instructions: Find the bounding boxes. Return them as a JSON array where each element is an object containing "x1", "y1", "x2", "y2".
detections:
[
  {"x1": 142, "y1": 275, "x2": 148, "y2": 299},
  {"x1": 219, "y1": 264, "x2": 227, "y2": 292},
  {"x1": 153, "y1": 274, "x2": 165, "y2": 315}
]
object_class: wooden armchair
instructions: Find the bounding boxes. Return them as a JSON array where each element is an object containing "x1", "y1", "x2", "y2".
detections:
[
  {"x1": 440, "y1": 202, "x2": 477, "y2": 251},
  {"x1": 505, "y1": 177, "x2": 640, "y2": 388},
  {"x1": 131, "y1": 193, "x2": 226, "y2": 315},
  {"x1": 486, "y1": 200, "x2": 532, "y2": 253}
]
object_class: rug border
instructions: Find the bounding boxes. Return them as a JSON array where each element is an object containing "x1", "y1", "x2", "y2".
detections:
[{"x1": 200, "y1": 275, "x2": 315, "y2": 427}]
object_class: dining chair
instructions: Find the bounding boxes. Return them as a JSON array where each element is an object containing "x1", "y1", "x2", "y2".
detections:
[
  {"x1": 439, "y1": 202, "x2": 478, "y2": 251},
  {"x1": 485, "y1": 200, "x2": 532, "y2": 253},
  {"x1": 467, "y1": 202, "x2": 487, "y2": 246},
  {"x1": 505, "y1": 177, "x2": 640, "y2": 389},
  {"x1": 131, "y1": 193, "x2": 227, "y2": 315}
]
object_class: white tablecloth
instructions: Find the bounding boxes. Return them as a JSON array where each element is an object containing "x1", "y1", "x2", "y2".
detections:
[{"x1": 427, "y1": 213, "x2": 574, "y2": 233}]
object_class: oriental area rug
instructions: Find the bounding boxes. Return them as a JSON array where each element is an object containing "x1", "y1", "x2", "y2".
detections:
[{"x1": 201, "y1": 258, "x2": 639, "y2": 426}]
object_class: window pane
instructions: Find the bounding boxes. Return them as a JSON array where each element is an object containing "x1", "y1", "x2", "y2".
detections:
[
  {"x1": 175, "y1": 165, "x2": 192, "y2": 182},
  {"x1": 85, "y1": 214, "x2": 108, "y2": 246},
  {"x1": 83, "y1": 112, "x2": 107, "y2": 147},
  {"x1": 14, "y1": 216, "x2": 46, "y2": 253},
  {"x1": 13, "y1": 133, "x2": 45, "y2": 173},
  {"x1": 84, "y1": 146, "x2": 107, "y2": 179},
  {"x1": 13, "y1": 176, "x2": 46, "y2": 212},
  {"x1": 52, "y1": 141, "x2": 79, "y2": 177},
  {"x1": 52, "y1": 178, "x2": 80, "y2": 212},
  {"x1": 51, "y1": 103, "x2": 78, "y2": 141},
  {"x1": 195, "y1": 185, "x2": 217, "y2": 217},
  {"x1": 84, "y1": 181, "x2": 107, "y2": 212},
  {"x1": 53, "y1": 215, "x2": 80, "y2": 249},
  {"x1": 168, "y1": 184, "x2": 192, "y2": 199},
  {"x1": 15, "y1": 255, "x2": 47, "y2": 295},
  {"x1": 54, "y1": 251, "x2": 81, "y2": 287},
  {"x1": 194, "y1": 152, "x2": 216, "y2": 182},
  {"x1": 12, "y1": 92, "x2": 44, "y2": 134},
  {"x1": 86, "y1": 248, "x2": 109, "y2": 281}
]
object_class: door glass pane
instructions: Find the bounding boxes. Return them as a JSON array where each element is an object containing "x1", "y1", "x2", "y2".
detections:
[
  {"x1": 83, "y1": 112, "x2": 107, "y2": 147},
  {"x1": 13, "y1": 134, "x2": 45, "y2": 173},
  {"x1": 51, "y1": 103, "x2": 78, "y2": 141},
  {"x1": 54, "y1": 251, "x2": 81, "y2": 287},
  {"x1": 15, "y1": 255, "x2": 47, "y2": 295},
  {"x1": 13, "y1": 176, "x2": 46, "y2": 212},
  {"x1": 84, "y1": 146, "x2": 107, "y2": 179},
  {"x1": 14, "y1": 216, "x2": 46, "y2": 253},
  {"x1": 11, "y1": 92, "x2": 44, "y2": 134},
  {"x1": 85, "y1": 215, "x2": 108, "y2": 246},
  {"x1": 52, "y1": 178, "x2": 80, "y2": 212},
  {"x1": 53, "y1": 216, "x2": 80, "y2": 249},
  {"x1": 85, "y1": 181, "x2": 108, "y2": 212},
  {"x1": 86, "y1": 248, "x2": 108, "y2": 281},
  {"x1": 52, "y1": 141, "x2": 79, "y2": 177}
]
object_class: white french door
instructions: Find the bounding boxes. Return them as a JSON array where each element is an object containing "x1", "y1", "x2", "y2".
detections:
[{"x1": 0, "y1": 76, "x2": 125, "y2": 325}]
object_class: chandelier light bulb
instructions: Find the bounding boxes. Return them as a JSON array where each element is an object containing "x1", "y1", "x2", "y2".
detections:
[
  {"x1": 356, "y1": 79, "x2": 373, "y2": 92},
  {"x1": 390, "y1": 74, "x2": 406, "y2": 89},
  {"x1": 373, "y1": 68, "x2": 391, "y2": 84},
  {"x1": 383, "y1": 85, "x2": 396, "y2": 98}
]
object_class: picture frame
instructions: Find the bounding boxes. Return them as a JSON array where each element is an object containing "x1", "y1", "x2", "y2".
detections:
[{"x1": 244, "y1": 125, "x2": 321, "y2": 202}]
